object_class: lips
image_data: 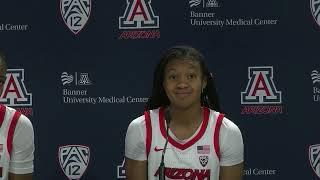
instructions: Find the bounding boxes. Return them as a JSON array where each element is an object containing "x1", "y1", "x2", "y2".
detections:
[
  {"x1": 175, "y1": 92, "x2": 192, "y2": 98},
  {"x1": 176, "y1": 92, "x2": 191, "y2": 94}
]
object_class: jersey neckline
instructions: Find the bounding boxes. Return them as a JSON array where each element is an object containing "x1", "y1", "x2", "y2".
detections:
[{"x1": 158, "y1": 106, "x2": 210, "y2": 150}]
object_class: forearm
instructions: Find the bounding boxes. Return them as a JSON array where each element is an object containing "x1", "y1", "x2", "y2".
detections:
[
  {"x1": 125, "y1": 157, "x2": 148, "y2": 180},
  {"x1": 9, "y1": 173, "x2": 33, "y2": 180},
  {"x1": 219, "y1": 162, "x2": 243, "y2": 180}
]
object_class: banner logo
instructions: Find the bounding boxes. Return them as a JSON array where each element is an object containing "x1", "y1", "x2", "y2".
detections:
[
  {"x1": 61, "y1": 72, "x2": 92, "y2": 86},
  {"x1": 60, "y1": 0, "x2": 91, "y2": 34},
  {"x1": 61, "y1": 72, "x2": 74, "y2": 85},
  {"x1": 311, "y1": 70, "x2": 320, "y2": 84},
  {"x1": 311, "y1": 69, "x2": 320, "y2": 102},
  {"x1": 309, "y1": 144, "x2": 320, "y2": 178},
  {"x1": 190, "y1": 0, "x2": 202, "y2": 7},
  {"x1": 189, "y1": 0, "x2": 219, "y2": 8},
  {"x1": 58, "y1": 145, "x2": 90, "y2": 180},
  {"x1": 311, "y1": 0, "x2": 320, "y2": 28}
]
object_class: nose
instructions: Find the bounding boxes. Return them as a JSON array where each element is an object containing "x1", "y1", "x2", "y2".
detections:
[{"x1": 176, "y1": 77, "x2": 189, "y2": 89}]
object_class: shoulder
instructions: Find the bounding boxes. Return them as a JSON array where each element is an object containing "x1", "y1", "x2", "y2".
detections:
[
  {"x1": 128, "y1": 114, "x2": 145, "y2": 129},
  {"x1": 129, "y1": 108, "x2": 160, "y2": 125},
  {"x1": 220, "y1": 116, "x2": 241, "y2": 135},
  {"x1": 7, "y1": 106, "x2": 33, "y2": 129},
  {"x1": 209, "y1": 109, "x2": 241, "y2": 135},
  {"x1": 5, "y1": 106, "x2": 34, "y2": 136},
  {"x1": 218, "y1": 115, "x2": 244, "y2": 165},
  {"x1": 127, "y1": 113, "x2": 147, "y2": 137},
  {"x1": 16, "y1": 113, "x2": 34, "y2": 133}
]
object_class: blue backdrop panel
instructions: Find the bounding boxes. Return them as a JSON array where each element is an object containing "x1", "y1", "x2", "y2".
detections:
[{"x1": 0, "y1": 0, "x2": 320, "y2": 179}]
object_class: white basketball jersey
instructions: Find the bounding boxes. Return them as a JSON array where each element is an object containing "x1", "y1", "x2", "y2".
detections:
[
  {"x1": 145, "y1": 107, "x2": 224, "y2": 180},
  {"x1": 0, "y1": 105, "x2": 21, "y2": 180}
]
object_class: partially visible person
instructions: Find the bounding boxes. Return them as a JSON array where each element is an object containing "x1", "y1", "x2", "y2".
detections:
[
  {"x1": 0, "y1": 50, "x2": 34, "y2": 180},
  {"x1": 125, "y1": 45, "x2": 244, "y2": 180}
]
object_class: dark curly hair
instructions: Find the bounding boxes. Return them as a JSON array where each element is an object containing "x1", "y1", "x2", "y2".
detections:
[{"x1": 145, "y1": 45, "x2": 221, "y2": 111}]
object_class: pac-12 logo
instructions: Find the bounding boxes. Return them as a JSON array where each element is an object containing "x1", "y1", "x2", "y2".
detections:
[
  {"x1": 119, "y1": 0, "x2": 159, "y2": 29},
  {"x1": 310, "y1": 0, "x2": 320, "y2": 28},
  {"x1": 58, "y1": 145, "x2": 90, "y2": 180},
  {"x1": 241, "y1": 66, "x2": 281, "y2": 104},
  {"x1": 309, "y1": 144, "x2": 320, "y2": 178},
  {"x1": 60, "y1": 0, "x2": 91, "y2": 34},
  {"x1": 0, "y1": 69, "x2": 32, "y2": 106}
]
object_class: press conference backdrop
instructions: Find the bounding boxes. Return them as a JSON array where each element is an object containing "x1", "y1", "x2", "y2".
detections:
[{"x1": 0, "y1": 0, "x2": 319, "y2": 179}]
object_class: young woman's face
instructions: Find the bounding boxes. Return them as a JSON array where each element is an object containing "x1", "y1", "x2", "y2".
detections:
[{"x1": 163, "y1": 59, "x2": 206, "y2": 109}]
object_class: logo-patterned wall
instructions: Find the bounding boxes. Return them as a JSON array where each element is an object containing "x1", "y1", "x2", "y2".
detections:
[{"x1": 0, "y1": 0, "x2": 319, "y2": 179}]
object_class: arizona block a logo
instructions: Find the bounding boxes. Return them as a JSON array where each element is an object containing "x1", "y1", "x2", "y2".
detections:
[
  {"x1": 119, "y1": 0, "x2": 159, "y2": 29},
  {"x1": 241, "y1": 66, "x2": 281, "y2": 104},
  {"x1": 60, "y1": 0, "x2": 91, "y2": 34},
  {"x1": 0, "y1": 69, "x2": 32, "y2": 106},
  {"x1": 59, "y1": 145, "x2": 90, "y2": 180}
]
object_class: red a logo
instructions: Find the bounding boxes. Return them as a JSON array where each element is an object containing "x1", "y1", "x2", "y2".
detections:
[
  {"x1": 241, "y1": 66, "x2": 281, "y2": 104},
  {"x1": 0, "y1": 69, "x2": 32, "y2": 106},
  {"x1": 119, "y1": 0, "x2": 159, "y2": 29}
]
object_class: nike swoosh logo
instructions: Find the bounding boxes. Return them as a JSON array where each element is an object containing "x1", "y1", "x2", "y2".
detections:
[{"x1": 154, "y1": 146, "x2": 164, "y2": 152}]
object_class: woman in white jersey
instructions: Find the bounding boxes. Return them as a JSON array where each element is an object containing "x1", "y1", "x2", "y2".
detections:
[
  {"x1": 0, "y1": 50, "x2": 34, "y2": 180},
  {"x1": 125, "y1": 46, "x2": 244, "y2": 180}
]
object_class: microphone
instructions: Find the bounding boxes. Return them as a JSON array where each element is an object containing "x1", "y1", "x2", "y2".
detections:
[{"x1": 159, "y1": 108, "x2": 171, "y2": 180}]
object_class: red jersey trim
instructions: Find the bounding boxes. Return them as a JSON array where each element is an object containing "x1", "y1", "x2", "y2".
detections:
[
  {"x1": 214, "y1": 113, "x2": 224, "y2": 160},
  {"x1": 0, "y1": 105, "x2": 6, "y2": 128},
  {"x1": 7, "y1": 111, "x2": 21, "y2": 156},
  {"x1": 159, "y1": 107, "x2": 210, "y2": 150},
  {"x1": 144, "y1": 111, "x2": 152, "y2": 157}
]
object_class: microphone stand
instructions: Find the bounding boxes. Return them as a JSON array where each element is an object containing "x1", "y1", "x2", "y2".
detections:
[{"x1": 159, "y1": 109, "x2": 171, "y2": 180}]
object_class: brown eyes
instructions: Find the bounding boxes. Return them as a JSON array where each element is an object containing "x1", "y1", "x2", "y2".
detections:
[
  {"x1": 187, "y1": 74, "x2": 196, "y2": 79},
  {"x1": 167, "y1": 74, "x2": 196, "y2": 80},
  {"x1": 168, "y1": 75, "x2": 176, "y2": 80}
]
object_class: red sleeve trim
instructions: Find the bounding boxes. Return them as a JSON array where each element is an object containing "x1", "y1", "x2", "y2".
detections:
[
  {"x1": 7, "y1": 111, "x2": 21, "y2": 156},
  {"x1": 0, "y1": 105, "x2": 6, "y2": 128},
  {"x1": 214, "y1": 113, "x2": 224, "y2": 160},
  {"x1": 144, "y1": 110, "x2": 152, "y2": 158}
]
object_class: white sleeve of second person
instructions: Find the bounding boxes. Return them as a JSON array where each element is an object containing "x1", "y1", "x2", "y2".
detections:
[
  {"x1": 125, "y1": 115, "x2": 147, "y2": 161},
  {"x1": 9, "y1": 114, "x2": 35, "y2": 174},
  {"x1": 219, "y1": 117, "x2": 244, "y2": 166}
]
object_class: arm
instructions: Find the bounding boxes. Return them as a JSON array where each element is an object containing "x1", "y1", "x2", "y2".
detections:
[
  {"x1": 219, "y1": 117, "x2": 244, "y2": 180},
  {"x1": 9, "y1": 173, "x2": 32, "y2": 180},
  {"x1": 125, "y1": 116, "x2": 148, "y2": 180},
  {"x1": 219, "y1": 162, "x2": 243, "y2": 180},
  {"x1": 9, "y1": 114, "x2": 34, "y2": 180},
  {"x1": 125, "y1": 158, "x2": 147, "y2": 180}
]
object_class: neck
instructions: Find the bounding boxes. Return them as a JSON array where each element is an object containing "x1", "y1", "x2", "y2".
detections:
[{"x1": 169, "y1": 104, "x2": 203, "y2": 126}]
